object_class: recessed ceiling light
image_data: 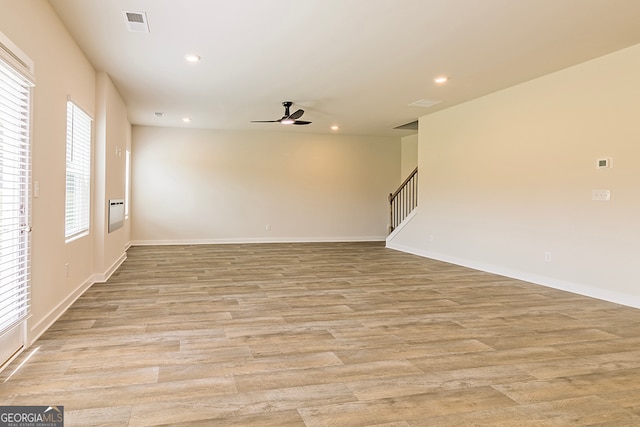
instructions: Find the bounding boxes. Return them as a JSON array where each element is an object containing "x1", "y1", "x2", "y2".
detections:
[
  {"x1": 185, "y1": 54, "x2": 201, "y2": 63},
  {"x1": 182, "y1": 117, "x2": 191, "y2": 123},
  {"x1": 434, "y1": 76, "x2": 448, "y2": 84},
  {"x1": 331, "y1": 125, "x2": 339, "y2": 131}
]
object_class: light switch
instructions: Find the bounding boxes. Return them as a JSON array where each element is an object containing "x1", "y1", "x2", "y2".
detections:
[{"x1": 596, "y1": 158, "x2": 612, "y2": 169}]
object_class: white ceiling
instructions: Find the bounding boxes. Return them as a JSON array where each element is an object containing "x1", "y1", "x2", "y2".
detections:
[{"x1": 48, "y1": 0, "x2": 640, "y2": 137}]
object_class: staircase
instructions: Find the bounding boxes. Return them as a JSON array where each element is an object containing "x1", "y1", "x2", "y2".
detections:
[{"x1": 388, "y1": 167, "x2": 418, "y2": 233}]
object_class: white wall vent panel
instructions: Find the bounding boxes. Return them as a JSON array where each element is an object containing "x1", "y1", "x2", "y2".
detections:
[{"x1": 108, "y1": 199, "x2": 125, "y2": 233}]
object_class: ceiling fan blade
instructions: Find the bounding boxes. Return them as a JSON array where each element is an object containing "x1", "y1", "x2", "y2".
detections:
[
  {"x1": 251, "y1": 102, "x2": 310, "y2": 125},
  {"x1": 288, "y1": 109, "x2": 304, "y2": 120}
]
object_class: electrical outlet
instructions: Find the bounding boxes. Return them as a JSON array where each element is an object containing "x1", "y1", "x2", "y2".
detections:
[
  {"x1": 544, "y1": 252, "x2": 551, "y2": 263},
  {"x1": 64, "y1": 263, "x2": 70, "y2": 277},
  {"x1": 592, "y1": 190, "x2": 611, "y2": 201},
  {"x1": 266, "y1": 224, "x2": 271, "y2": 231}
]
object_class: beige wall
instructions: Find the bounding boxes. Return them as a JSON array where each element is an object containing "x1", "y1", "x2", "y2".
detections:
[
  {"x1": 0, "y1": 1, "x2": 131, "y2": 343},
  {"x1": 389, "y1": 44, "x2": 640, "y2": 307},
  {"x1": 400, "y1": 133, "x2": 418, "y2": 179},
  {"x1": 94, "y1": 72, "x2": 131, "y2": 276},
  {"x1": 131, "y1": 127, "x2": 400, "y2": 243}
]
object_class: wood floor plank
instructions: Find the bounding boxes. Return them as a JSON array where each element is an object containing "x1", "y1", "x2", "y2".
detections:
[
  {"x1": 1, "y1": 242, "x2": 640, "y2": 426},
  {"x1": 298, "y1": 386, "x2": 518, "y2": 426},
  {"x1": 410, "y1": 396, "x2": 640, "y2": 426}
]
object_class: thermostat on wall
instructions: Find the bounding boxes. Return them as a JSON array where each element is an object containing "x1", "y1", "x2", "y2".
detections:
[{"x1": 596, "y1": 158, "x2": 612, "y2": 169}]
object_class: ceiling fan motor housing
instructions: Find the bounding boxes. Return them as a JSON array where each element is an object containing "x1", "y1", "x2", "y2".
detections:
[{"x1": 250, "y1": 101, "x2": 311, "y2": 125}]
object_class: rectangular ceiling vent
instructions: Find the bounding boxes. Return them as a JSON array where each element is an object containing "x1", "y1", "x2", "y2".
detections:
[
  {"x1": 408, "y1": 99, "x2": 442, "y2": 108},
  {"x1": 123, "y1": 11, "x2": 149, "y2": 33}
]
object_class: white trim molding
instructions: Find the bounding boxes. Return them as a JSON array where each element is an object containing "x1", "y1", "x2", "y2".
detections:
[
  {"x1": 386, "y1": 242, "x2": 640, "y2": 310},
  {"x1": 130, "y1": 236, "x2": 387, "y2": 246},
  {"x1": 28, "y1": 251, "x2": 128, "y2": 345}
]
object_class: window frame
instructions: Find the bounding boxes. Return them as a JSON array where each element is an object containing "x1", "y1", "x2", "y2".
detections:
[
  {"x1": 64, "y1": 100, "x2": 93, "y2": 242},
  {"x1": 125, "y1": 149, "x2": 130, "y2": 219}
]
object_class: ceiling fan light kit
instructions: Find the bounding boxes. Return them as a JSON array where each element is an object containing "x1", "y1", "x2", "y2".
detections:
[{"x1": 251, "y1": 101, "x2": 312, "y2": 126}]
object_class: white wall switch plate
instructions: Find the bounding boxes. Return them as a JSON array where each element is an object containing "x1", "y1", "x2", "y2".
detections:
[
  {"x1": 596, "y1": 158, "x2": 612, "y2": 168},
  {"x1": 592, "y1": 190, "x2": 611, "y2": 201}
]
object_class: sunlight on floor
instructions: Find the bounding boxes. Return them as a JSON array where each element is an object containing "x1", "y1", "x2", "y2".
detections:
[{"x1": 3, "y1": 346, "x2": 39, "y2": 383}]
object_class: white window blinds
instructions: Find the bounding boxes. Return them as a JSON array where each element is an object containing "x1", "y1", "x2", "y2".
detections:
[
  {"x1": 65, "y1": 101, "x2": 92, "y2": 240},
  {"x1": 0, "y1": 56, "x2": 33, "y2": 335}
]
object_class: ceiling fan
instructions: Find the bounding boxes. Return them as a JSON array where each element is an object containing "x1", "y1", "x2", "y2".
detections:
[{"x1": 251, "y1": 101, "x2": 311, "y2": 125}]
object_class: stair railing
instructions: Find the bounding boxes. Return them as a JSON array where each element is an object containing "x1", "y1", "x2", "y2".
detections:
[{"x1": 388, "y1": 167, "x2": 418, "y2": 233}]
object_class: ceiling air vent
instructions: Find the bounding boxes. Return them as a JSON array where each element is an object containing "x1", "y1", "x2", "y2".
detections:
[
  {"x1": 123, "y1": 11, "x2": 149, "y2": 33},
  {"x1": 408, "y1": 99, "x2": 442, "y2": 108}
]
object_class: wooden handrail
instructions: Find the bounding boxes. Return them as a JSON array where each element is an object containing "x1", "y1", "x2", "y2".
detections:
[
  {"x1": 390, "y1": 167, "x2": 418, "y2": 200},
  {"x1": 388, "y1": 167, "x2": 418, "y2": 234}
]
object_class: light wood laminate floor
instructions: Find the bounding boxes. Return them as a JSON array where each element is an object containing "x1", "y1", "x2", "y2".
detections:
[{"x1": 2, "y1": 242, "x2": 640, "y2": 426}]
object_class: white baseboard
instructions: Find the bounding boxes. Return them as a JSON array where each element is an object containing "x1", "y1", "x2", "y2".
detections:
[
  {"x1": 29, "y1": 276, "x2": 94, "y2": 344},
  {"x1": 386, "y1": 242, "x2": 640, "y2": 310},
  {"x1": 130, "y1": 236, "x2": 387, "y2": 246},
  {"x1": 28, "y1": 251, "x2": 128, "y2": 345},
  {"x1": 93, "y1": 252, "x2": 127, "y2": 283}
]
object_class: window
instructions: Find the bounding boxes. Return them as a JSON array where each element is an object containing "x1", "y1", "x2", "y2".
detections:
[
  {"x1": 65, "y1": 101, "x2": 92, "y2": 240},
  {"x1": 125, "y1": 149, "x2": 130, "y2": 218},
  {"x1": 0, "y1": 32, "x2": 34, "y2": 365}
]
